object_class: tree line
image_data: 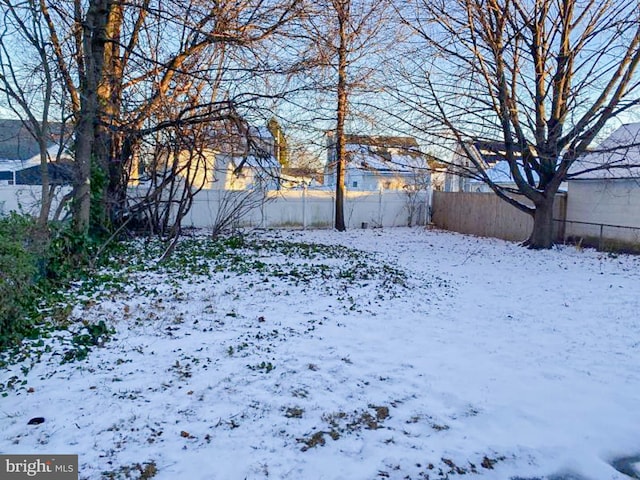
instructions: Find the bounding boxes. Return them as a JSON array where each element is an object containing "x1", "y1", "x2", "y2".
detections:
[{"x1": 0, "y1": 0, "x2": 638, "y2": 249}]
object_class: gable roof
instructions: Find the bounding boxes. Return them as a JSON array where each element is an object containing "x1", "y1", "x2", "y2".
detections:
[
  {"x1": 570, "y1": 123, "x2": 640, "y2": 180},
  {"x1": 191, "y1": 123, "x2": 277, "y2": 163},
  {"x1": 342, "y1": 135, "x2": 430, "y2": 174},
  {"x1": 0, "y1": 119, "x2": 69, "y2": 161},
  {"x1": 0, "y1": 119, "x2": 42, "y2": 160},
  {"x1": 469, "y1": 159, "x2": 540, "y2": 185},
  {"x1": 230, "y1": 153, "x2": 280, "y2": 171},
  {"x1": 345, "y1": 135, "x2": 420, "y2": 150},
  {"x1": 457, "y1": 140, "x2": 525, "y2": 167}
]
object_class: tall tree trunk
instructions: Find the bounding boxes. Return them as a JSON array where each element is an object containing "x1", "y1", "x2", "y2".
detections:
[
  {"x1": 334, "y1": 0, "x2": 349, "y2": 232},
  {"x1": 37, "y1": 137, "x2": 52, "y2": 228},
  {"x1": 526, "y1": 194, "x2": 556, "y2": 249},
  {"x1": 73, "y1": 113, "x2": 94, "y2": 235},
  {"x1": 72, "y1": 0, "x2": 113, "y2": 235},
  {"x1": 94, "y1": 3, "x2": 124, "y2": 231}
]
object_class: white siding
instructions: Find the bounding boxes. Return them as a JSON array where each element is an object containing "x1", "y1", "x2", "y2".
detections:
[{"x1": 566, "y1": 179, "x2": 640, "y2": 244}]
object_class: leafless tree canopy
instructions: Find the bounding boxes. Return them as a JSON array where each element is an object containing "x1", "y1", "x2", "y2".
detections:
[
  {"x1": 1, "y1": 0, "x2": 639, "y2": 250},
  {"x1": 288, "y1": 0, "x2": 398, "y2": 230},
  {"x1": 0, "y1": 0, "x2": 75, "y2": 226},
  {"x1": 0, "y1": 0, "x2": 301, "y2": 234},
  {"x1": 393, "y1": 0, "x2": 640, "y2": 247}
]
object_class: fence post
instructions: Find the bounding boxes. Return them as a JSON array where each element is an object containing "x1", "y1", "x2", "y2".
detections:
[
  {"x1": 259, "y1": 189, "x2": 266, "y2": 228},
  {"x1": 599, "y1": 224, "x2": 604, "y2": 251},
  {"x1": 378, "y1": 188, "x2": 383, "y2": 227},
  {"x1": 302, "y1": 185, "x2": 307, "y2": 230},
  {"x1": 331, "y1": 192, "x2": 335, "y2": 228}
]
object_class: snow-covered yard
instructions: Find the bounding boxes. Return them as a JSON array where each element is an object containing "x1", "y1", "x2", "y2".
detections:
[{"x1": 1, "y1": 227, "x2": 639, "y2": 480}]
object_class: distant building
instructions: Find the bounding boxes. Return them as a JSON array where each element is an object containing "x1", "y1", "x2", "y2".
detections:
[
  {"x1": 569, "y1": 123, "x2": 640, "y2": 181},
  {"x1": 446, "y1": 141, "x2": 511, "y2": 192},
  {"x1": 565, "y1": 122, "x2": 640, "y2": 245},
  {"x1": 279, "y1": 167, "x2": 324, "y2": 189},
  {"x1": 444, "y1": 140, "x2": 545, "y2": 193},
  {"x1": 148, "y1": 123, "x2": 281, "y2": 191},
  {"x1": 0, "y1": 119, "x2": 73, "y2": 185},
  {"x1": 324, "y1": 134, "x2": 432, "y2": 191}
]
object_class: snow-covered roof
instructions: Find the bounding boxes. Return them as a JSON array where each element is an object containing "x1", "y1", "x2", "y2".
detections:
[
  {"x1": 569, "y1": 123, "x2": 640, "y2": 180},
  {"x1": 345, "y1": 138, "x2": 429, "y2": 174},
  {"x1": 0, "y1": 145, "x2": 71, "y2": 172},
  {"x1": 0, "y1": 159, "x2": 34, "y2": 172},
  {"x1": 469, "y1": 160, "x2": 539, "y2": 185},
  {"x1": 455, "y1": 140, "x2": 527, "y2": 168},
  {"x1": 230, "y1": 154, "x2": 280, "y2": 171},
  {"x1": 0, "y1": 119, "x2": 71, "y2": 160}
]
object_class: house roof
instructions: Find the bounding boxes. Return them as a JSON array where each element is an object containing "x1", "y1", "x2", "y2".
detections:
[
  {"x1": 344, "y1": 135, "x2": 420, "y2": 150},
  {"x1": 0, "y1": 119, "x2": 41, "y2": 160},
  {"x1": 458, "y1": 140, "x2": 525, "y2": 167},
  {"x1": 229, "y1": 153, "x2": 280, "y2": 172},
  {"x1": 14, "y1": 163, "x2": 74, "y2": 185},
  {"x1": 341, "y1": 135, "x2": 430, "y2": 174},
  {"x1": 0, "y1": 144, "x2": 71, "y2": 172},
  {"x1": 0, "y1": 119, "x2": 69, "y2": 161},
  {"x1": 201, "y1": 123, "x2": 275, "y2": 158},
  {"x1": 469, "y1": 159, "x2": 540, "y2": 185},
  {"x1": 569, "y1": 123, "x2": 640, "y2": 180}
]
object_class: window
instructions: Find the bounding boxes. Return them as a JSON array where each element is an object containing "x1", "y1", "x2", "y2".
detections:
[{"x1": 352, "y1": 181, "x2": 358, "y2": 188}]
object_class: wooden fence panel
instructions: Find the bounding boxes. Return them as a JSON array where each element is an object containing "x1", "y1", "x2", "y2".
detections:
[{"x1": 431, "y1": 191, "x2": 566, "y2": 242}]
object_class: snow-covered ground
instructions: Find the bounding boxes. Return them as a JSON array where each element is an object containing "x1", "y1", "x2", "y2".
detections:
[{"x1": 1, "y1": 227, "x2": 640, "y2": 480}]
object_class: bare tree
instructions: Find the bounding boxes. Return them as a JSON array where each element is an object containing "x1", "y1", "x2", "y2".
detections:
[
  {"x1": 297, "y1": 0, "x2": 395, "y2": 231},
  {"x1": 0, "y1": 0, "x2": 72, "y2": 227},
  {"x1": 403, "y1": 168, "x2": 430, "y2": 227},
  {"x1": 33, "y1": 0, "x2": 301, "y2": 235},
  {"x1": 394, "y1": 0, "x2": 640, "y2": 248},
  {"x1": 209, "y1": 188, "x2": 269, "y2": 237}
]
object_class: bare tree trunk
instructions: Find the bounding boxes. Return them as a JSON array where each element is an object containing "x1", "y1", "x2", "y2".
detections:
[
  {"x1": 334, "y1": 0, "x2": 349, "y2": 232},
  {"x1": 526, "y1": 195, "x2": 556, "y2": 249},
  {"x1": 73, "y1": 113, "x2": 94, "y2": 234},
  {"x1": 37, "y1": 136, "x2": 52, "y2": 227},
  {"x1": 94, "y1": 2, "x2": 124, "y2": 230},
  {"x1": 392, "y1": 0, "x2": 640, "y2": 249},
  {"x1": 72, "y1": 0, "x2": 113, "y2": 235}
]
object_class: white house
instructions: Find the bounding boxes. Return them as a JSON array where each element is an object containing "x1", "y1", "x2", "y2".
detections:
[
  {"x1": 466, "y1": 160, "x2": 538, "y2": 192},
  {"x1": 147, "y1": 124, "x2": 282, "y2": 191},
  {"x1": 324, "y1": 134, "x2": 431, "y2": 191},
  {"x1": 565, "y1": 122, "x2": 640, "y2": 247},
  {"x1": 445, "y1": 141, "x2": 524, "y2": 192},
  {"x1": 443, "y1": 140, "x2": 565, "y2": 194},
  {"x1": 222, "y1": 153, "x2": 281, "y2": 191},
  {"x1": 0, "y1": 119, "x2": 73, "y2": 185},
  {"x1": 217, "y1": 125, "x2": 281, "y2": 190}
]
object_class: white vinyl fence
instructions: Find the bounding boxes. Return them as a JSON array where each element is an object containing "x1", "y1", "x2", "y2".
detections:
[
  {"x1": 0, "y1": 185, "x2": 430, "y2": 230},
  {"x1": 158, "y1": 188, "x2": 430, "y2": 230},
  {"x1": 0, "y1": 185, "x2": 71, "y2": 218}
]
